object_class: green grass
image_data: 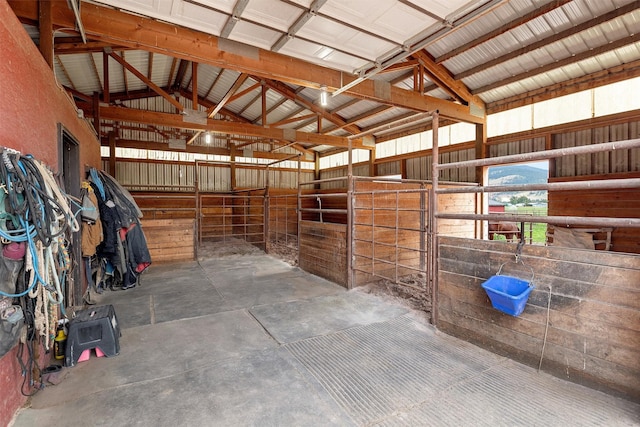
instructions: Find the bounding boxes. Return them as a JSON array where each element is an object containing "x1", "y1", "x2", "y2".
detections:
[{"x1": 501, "y1": 205, "x2": 548, "y2": 244}]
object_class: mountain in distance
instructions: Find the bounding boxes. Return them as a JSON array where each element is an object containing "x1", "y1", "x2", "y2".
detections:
[
  {"x1": 489, "y1": 164, "x2": 548, "y2": 185},
  {"x1": 488, "y1": 164, "x2": 548, "y2": 204}
]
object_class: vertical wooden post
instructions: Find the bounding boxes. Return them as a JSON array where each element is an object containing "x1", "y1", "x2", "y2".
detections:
[
  {"x1": 347, "y1": 139, "x2": 354, "y2": 289},
  {"x1": 195, "y1": 160, "x2": 201, "y2": 245},
  {"x1": 103, "y1": 50, "x2": 110, "y2": 104},
  {"x1": 93, "y1": 92, "x2": 101, "y2": 139},
  {"x1": 108, "y1": 131, "x2": 116, "y2": 176},
  {"x1": 314, "y1": 152, "x2": 321, "y2": 189},
  {"x1": 546, "y1": 133, "x2": 555, "y2": 178},
  {"x1": 230, "y1": 142, "x2": 237, "y2": 191},
  {"x1": 476, "y1": 121, "x2": 487, "y2": 239},
  {"x1": 192, "y1": 62, "x2": 198, "y2": 109},
  {"x1": 475, "y1": 122, "x2": 487, "y2": 185},
  {"x1": 38, "y1": 0, "x2": 54, "y2": 69},
  {"x1": 369, "y1": 146, "x2": 376, "y2": 177},
  {"x1": 262, "y1": 84, "x2": 267, "y2": 126}
]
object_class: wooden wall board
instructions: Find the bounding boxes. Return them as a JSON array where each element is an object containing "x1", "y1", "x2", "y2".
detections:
[
  {"x1": 299, "y1": 220, "x2": 348, "y2": 287},
  {"x1": 437, "y1": 236, "x2": 640, "y2": 400},
  {"x1": 141, "y1": 219, "x2": 195, "y2": 262},
  {"x1": 548, "y1": 172, "x2": 640, "y2": 254}
]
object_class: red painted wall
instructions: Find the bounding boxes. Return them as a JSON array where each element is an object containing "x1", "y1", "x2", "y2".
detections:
[{"x1": 0, "y1": 1, "x2": 101, "y2": 424}]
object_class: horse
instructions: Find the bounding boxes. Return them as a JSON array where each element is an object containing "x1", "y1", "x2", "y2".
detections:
[{"x1": 488, "y1": 221, "x2": 521, "y2": 242}]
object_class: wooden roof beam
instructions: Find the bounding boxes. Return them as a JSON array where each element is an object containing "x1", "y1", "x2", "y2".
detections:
[
  {"x1": 106, "y1": 138, "x2": 312, "y2": 161},
  {"x1": 8, "y1": 0, "x2": 483, "y2": 124},
  {"x1": 107, "y1": 50, "x2": 184, "y2": 111},
  {"x1": 97, "y1": 106, "x2": 369, "y2": 149},
  {"x1": 259, "y1": 78, "x2": 362, "y2": 134},
  {"x1": 411, "y1": 50, "x2": 484, "y2": 107}
]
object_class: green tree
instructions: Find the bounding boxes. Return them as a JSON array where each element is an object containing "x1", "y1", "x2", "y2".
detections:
[{"x1": 510, "y1": 195, "x2": 531, "y2": 205}]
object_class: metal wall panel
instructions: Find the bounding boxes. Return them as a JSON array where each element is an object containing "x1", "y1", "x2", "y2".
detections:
[
  {"x1": 553, "y1": 123, "x2": 640, "y2": 177},
  {"x1": 407, "y1": 156, "x2": 428, "y2": 180},
  {"x1": 198, "y1": 164, "x2": 231, "y2": 191},
  {"x1": 376, "y1": 160, "x2": 401, "y2": 177},
  {"x1": 406, "y1": 149, "x2": 476, "y2": 183}
]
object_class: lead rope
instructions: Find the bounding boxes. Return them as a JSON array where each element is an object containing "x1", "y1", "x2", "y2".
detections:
[{"x1": 538, "y1": 285, "x2": 552, "y2": 372}]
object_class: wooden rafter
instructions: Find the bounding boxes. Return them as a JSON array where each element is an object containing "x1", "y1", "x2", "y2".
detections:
[
  {"x1": 166, "y1": 57, "x2": 178, "y2": 89},
  {"x1": 179, "y1": 89, "x2": 249, "y2": 124},
  {"x1": 55, "y1": 56, "x2": 75, "y2": 90},
  {"x1": 147, "y1": 53, "x2": 154, "y2": 87},
  {"x1": 191, "y1": 62, "x2": 198, "y2": 108},
  {"x1": 108, "y1": 50, "x2": 184, "y2": 111},
  {"x1": 187, "y1": 73, "x2": 249, "y2": 144},
  {"x1": 322, "y1": 105, "x2": 393, "y2": 135},
  {"x1": 227, "y1": 81, "x2": 261, "y2": 104},
  {"x1": 9, "y1": 0, "x2": 483, "y2": 124},
  {"x1": 89, "y1": 54, "x2": 101, "y2": 93},
  {"x1": 411, "y1": 50, "x2": 483, "y2": 107},
  {"x1": 54, "y1": 38, "x2": 128, "y2": 54},
  {"x1": 260, "y1": 78, "x2": 362, "y2": 134},
  {"x1": 121, "y1": 50, "x2": 128, "y2": 94},
  {"x1": 204, "y1": 69, "x2": 224, "y2": 100},
  {"x1": 96, "y1": 106, "x2": 369, "y2": 149},
  {"x1": 106, "y1": 138, "x2": 312, "y2": 162},
  {"x1": 38, "y1": 0, "x2": 53, "y2": 68},
  {"x1": 269, "y1": 113, "x2": 317, "y2": 128},
  {"x1": 173, "y1": 60, "x2": 189, "y2": 91},
  {"x1": 207, "y1": 74, "x2": 249, "y2": 118},
  {"x1": 352, "y1": 112, "x2": 430, "y2": 139}
]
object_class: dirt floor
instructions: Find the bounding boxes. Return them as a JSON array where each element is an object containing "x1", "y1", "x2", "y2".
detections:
[
  {"x1": 198, "y1": 238, "x2": 265, "y2": 259},
  {"x1": 266, "y1": 237, "x2": 299, "y2": 266},
  {"x1": 357, "y1": 274, "x2": 431, "y2": 317}
]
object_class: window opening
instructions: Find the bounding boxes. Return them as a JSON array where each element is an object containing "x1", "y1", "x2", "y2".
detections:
[{"x1": 487, "y1": 161, "x2": 549, "y2": 244}]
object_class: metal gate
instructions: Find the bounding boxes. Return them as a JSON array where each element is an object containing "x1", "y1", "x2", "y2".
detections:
[
  {"x1": 197, "y1": 190, "x2": 267, "y2": 249},
  {"x1": 351, "y1": 177, "x2": 431, "y2": 300}
]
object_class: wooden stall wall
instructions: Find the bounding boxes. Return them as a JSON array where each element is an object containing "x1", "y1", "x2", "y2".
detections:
[
  {"x1": 141, "y1": 219, "x2": 196, "y2": 262},
  {"x1": 438, "y1": 236, "x2": 640, "y2": 400},
  {"x1": 548, "y1": 172, "x2": 640, "y2": 254},
  {"x1": 132, "y1": 192, "x2": 197, "y2": 220},
  {"x1": 437, "y1": 187, "x2": 479, "y2": 238},
  {"x1": 300, "y1": 188, "x2": 348, "y2": 224},
  {"x1": 299, "y1": 221, "x2": 348, "y2": 287}
]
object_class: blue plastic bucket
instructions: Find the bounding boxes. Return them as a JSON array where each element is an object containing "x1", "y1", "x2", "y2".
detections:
[{"x1": 481, "y1": 275, "x2": 534, "y2": 316}]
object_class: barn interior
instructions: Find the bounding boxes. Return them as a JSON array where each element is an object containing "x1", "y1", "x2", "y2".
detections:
[{"x1": 1, "y1": 0, "x2": 640, "y2": 425}]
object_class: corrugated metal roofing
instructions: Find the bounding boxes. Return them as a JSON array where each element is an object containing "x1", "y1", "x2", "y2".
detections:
[{"x1": 12, "y1": 0, "x2": 640, "y2": 158}]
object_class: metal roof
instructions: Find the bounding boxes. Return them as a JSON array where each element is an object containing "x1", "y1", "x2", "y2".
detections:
[{"x1": 10, "y1": 0, "x2": 640, "y2": 161}]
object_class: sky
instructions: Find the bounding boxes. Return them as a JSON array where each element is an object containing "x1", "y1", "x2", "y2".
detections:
[{"x1": 525, "y1": 161, "x2": 549, "y2": 170}]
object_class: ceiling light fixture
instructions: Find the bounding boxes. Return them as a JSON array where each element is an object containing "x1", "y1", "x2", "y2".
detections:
[
  {"x1": 205, "y1": 132, "x2": 212, "y2": 144},
  {"x1": 320, "y1": 85, "x2": 328, "y2": 107}
]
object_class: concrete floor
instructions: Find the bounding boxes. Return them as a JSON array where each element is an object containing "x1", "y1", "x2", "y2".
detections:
[{"x1": 11, "y1": 246, "x2": 640, "y2": 426}]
